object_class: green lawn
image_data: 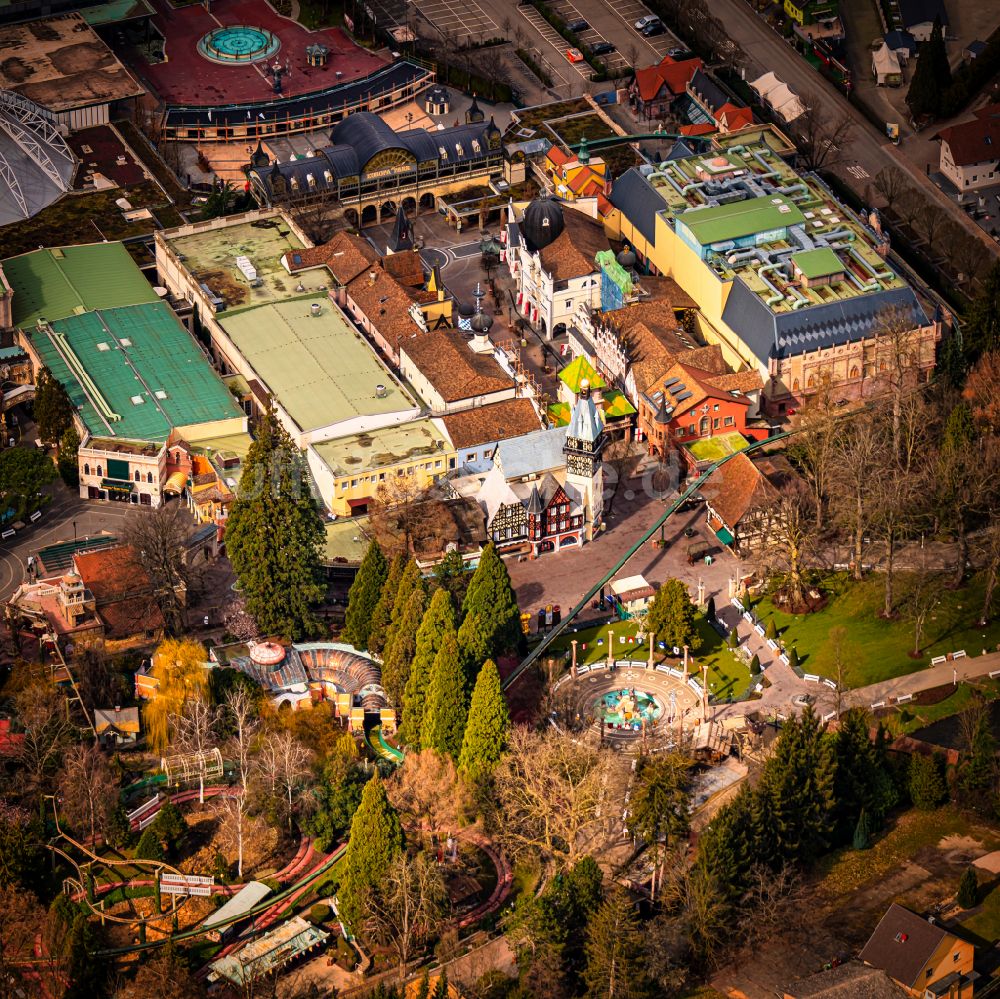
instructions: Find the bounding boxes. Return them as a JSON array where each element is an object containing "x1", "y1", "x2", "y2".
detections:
[
  {"x1": 750, "y1": 573, "x2": 1000, "y2": 688},
  {"x1": 544, "y1": 615, "x2": 752, "y2": 700},
  {"x1": 961, "y1": 882, "x2": 1000, "y2": 945},
  {"x1": 687, "y1": 432, "x2": 750, "y2": 463}
]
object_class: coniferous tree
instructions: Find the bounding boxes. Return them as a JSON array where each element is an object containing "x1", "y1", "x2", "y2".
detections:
[
  {"x1": 225, "y1": 405, "x2": 324, "y2": 639},
  {"x1": 461, "y1": 542, "x2": 521, "y2": 660},
  {"x1": 958, "y1": 865, "x2": 979, "y2": 908},
  {"x1": 339, "y1": 772, "x2": 403, "y2": 932},
  {"x1": 57, "y1": 426, "x2": 80, "y2": 488},
  {"x1": 459, "y1": 659, "x2": 510, "y2": 786},
  {"x1": 705, "y1": 595, "x2": 716, "y2": 621},
  {"x1": 381, "y1": 587, "x2": 427, "y2": 707},
  {"x1": 457, "y1": 611, "x2": 492, "y2": 686},
  {"x1": 368, "y1": 554, "x2": 407, "y2": 658},
  {"x1": 415, "y1": 971, "x2": 431, "y2": 999},
  {"x1": 787, "y1": 645, "x2": 800, "y2": 669},
  {"x1": 765, "y1": 618, "x2": 778, "y2": 640},
  {"x1": 832, "y1": 709, "x2": 896, "y2": 842},
  {"x1": 852, "y1": 809, "x2": 871, "y2": 851},
  {"x1": 432, "y1": 972, "x2": 449, "y2": 999},
  {"x1": 421, "y1": 630, "x2": 468, "y2": 760},
  {"x1": 907, "y1": 17, "x2": 951, "y2": 118},
  {"x1": 400, "y1": 589, "x2": 456, "y2": 745},
  {"x1": 964, "y1": 261, "x2": 1000, "y2": 362},
  {"x1": 909, "y1": 751, "x2": 947, "y2": 810},
  {"x1": 583, "y1": 886, "x2": 651, "y2": 999},
  {"x1": 749, "y1": 653, "x2": 761, "y2": 675},
  {"x1": 33, "y1": 366, "x2": 74, "y2": 446},
  {"x1": 757, "y1": 708, "x2": 836, "y2": 861},
  {"x1": 646, "y1": 579, "x2": 700, "y2": 651},
  {"x1": 342, "y1": 539, "x2": 388, "y2": 650},
  {"x1": 698, "y1": 784, "x2": 758, "y2": 900}
]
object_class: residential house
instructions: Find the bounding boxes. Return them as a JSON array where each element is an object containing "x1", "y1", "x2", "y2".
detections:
[
  {"x1": 94, "y1": 706, "x2": 140, "y2": 746},
  {"x1": 783, "y1": 960, "x2": 908, "y2": 998},
  {"x1": 544, "y1": 141, "x2": 610, "y2": 208},
  {"x1": 698, "y1": 452, "x2": 795, "y2": 552},
  {"x1": 934, "y1": 103, "x2": 1000, "y2": 193},
  {"x1": 630, "y1": 55, "x2": 704, "y2": 121},
  {"x1": 506, "y1": 197, "x2": 610, "y2": 340},
  {"x1": 686, "y1": 69, "x2": 754, "y2": 135},
  {"x1": 859, "y1": 903, "x2": 976, "y2": 999}
]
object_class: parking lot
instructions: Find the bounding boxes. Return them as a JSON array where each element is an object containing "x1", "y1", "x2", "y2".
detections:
[
  {"x1": 600, "y1": 0, "x2": 682, "y2": 61},
  {"x1": 518, "y1": 5, "x2": 589, "y2": 86},
  {"x1": 545, "y1": 0, "x2": 629, "y2": 74},
  {"x1": 417, "y1": 0, "x2": 499, "y2": 46}
]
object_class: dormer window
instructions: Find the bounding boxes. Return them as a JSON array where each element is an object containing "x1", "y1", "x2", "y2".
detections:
[
  {"x1": 472, "y1": 139, "x2": 481, "y2": 153},
  {"x1": 456, "y1": 143, "x2": 464, "y2": 156}
]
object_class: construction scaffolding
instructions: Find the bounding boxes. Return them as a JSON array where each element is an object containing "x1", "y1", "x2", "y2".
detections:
[{"x1": 161, "y1": 747, "x2": 224, "y2": 788}]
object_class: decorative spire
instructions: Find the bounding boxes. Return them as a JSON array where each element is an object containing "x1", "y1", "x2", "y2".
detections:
[{"x1": 578, "y1": 134, "x2": 590, "y2": 165}]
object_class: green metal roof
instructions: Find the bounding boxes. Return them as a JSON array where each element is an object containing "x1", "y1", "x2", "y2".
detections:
[
  {"x1": 791, "y1": 248, "x2": 844, "y2": 280},
  {"x1": 677, "y1": 195, "x2": 806, "y2": 246},
  {"x1": 3, "y1": 243, "x2": 160, "y2": 328},
  {"x1": 219, "y1": 296, "x2": 414, "y2": 434},
  {"x1": 27, "y1": 302, "x2": 245, "y2": 443}
]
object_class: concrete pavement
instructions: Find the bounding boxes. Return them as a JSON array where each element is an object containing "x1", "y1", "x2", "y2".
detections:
[{"x1": 714, "y1": 0, "x2": 1000, "y2": 259}]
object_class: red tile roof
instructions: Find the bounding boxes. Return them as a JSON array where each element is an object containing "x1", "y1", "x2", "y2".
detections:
[
  {"x1": 718, "y1": 103, "x2": 754, "y2": 130},
  {"x1": 699, "y1": 452, "x2": 779, "y2": 529},
  {"x1": 546, "y1": 145, "x2": 574, "y2": 168},
  {"x1": 74, "y1": 545, "x2": 152, "y2": 604},
  {"x1": 679, "y1": 123, "x2": 717, "y2": 137},
  {"x1": 401, "y1": 330, "x2": 513, "y2": 402},
  {"x1": 934, "y1": 102, "x2": 1000, "y2": 166},
  {"x1": 441, "y1": 398, "x2": 542, "y2": 449},
  {"x1": 634, "y1": 55, "x2": 703, "y2": 102},
  {"x1": 283, "y1": 231, "x2": 379, "y2": 284}
]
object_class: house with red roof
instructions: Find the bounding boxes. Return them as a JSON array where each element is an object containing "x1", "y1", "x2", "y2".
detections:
[
  {"x1": 686, "y1": 69, "x2": 755, "y2": 135},
  {"x1": 630, "y1": 55, "x2": 703, "y2": 121},
  {"x1": 934, "y1": 102, "x2": 1000, "y2": 194},
  {"x1": 544, "y1": 141, "x2": 610, "y2": 210}
]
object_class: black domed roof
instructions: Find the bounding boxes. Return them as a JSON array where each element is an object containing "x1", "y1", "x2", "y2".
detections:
[
  {"x1": 471, "y1": 310, "x2": 494, "y2": 333},
  {"x1": 458, "y1": 301, "x2": 475, "y2": 317},
  {"x1": 616, "y1": 247, "x2": 636, "y2": 269},
  {"x1": 522, "y1": 196, "x2": 564, "y2": 252}
]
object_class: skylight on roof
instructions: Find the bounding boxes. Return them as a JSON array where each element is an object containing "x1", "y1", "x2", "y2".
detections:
[
  {"x1": 130, "y1": 395, "x2": 144, "y2": 405},
  {"x1": 120, "y1": 337, "x2": 132, "y2": 347},
  {"x1": 676, "y1": 390, "x2": 693, "y2": 402},
  {"x1": 97, "y1": 342, "x2": 110, "y2": 351},
  {"x1": 154, "y1": 390, "x2": 168, "y2": 400}
]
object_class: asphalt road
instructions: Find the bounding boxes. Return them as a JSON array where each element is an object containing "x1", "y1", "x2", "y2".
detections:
[
  {"x1": 713, "y1": 0, "x2": 1000, "y2": 258},
  {"x1": 0, "y1": 483, "x2": 134, "y2": 603}
]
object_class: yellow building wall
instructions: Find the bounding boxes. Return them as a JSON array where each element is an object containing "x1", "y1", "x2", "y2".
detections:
[{"x1": 326, "y1": 448, "x2": 458, "y2": 518}]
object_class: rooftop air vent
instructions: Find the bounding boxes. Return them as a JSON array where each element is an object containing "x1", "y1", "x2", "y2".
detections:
[
  {"x1": 97, "y1": 342, "x2": 110, "y2": 351},
  {"x1": 120, "y1": 337, "x2": 132, "y2": 347},
  {"x1": 155, "y1": 390, "x2": 168, "y2": 400},
  {"x1": 130, "y1": 395, "x2": 144, "y2": 406}
]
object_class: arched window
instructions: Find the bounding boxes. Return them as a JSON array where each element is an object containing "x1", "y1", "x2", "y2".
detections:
[
  {"x1": 134, "y1": 470, "x2": 141, "y2": 482},
  {"x1": 807, "y1": 374, "x2": 816, "y2": 388},
  {"x1": 849, "y1": 365, "x2": 859, "y2": 379},
  {"x1": 96, "y1": 466, "x2": 102, "y2": 477},
  {"x1": 147, "y1": 472, "x2": 154, "y2": 483},
  {"x1": 792, "y1": 379, "x2": 800, "y2": 392},
  {"x1": 84, "y1": 464, "x2": 90, "y2": 476}
]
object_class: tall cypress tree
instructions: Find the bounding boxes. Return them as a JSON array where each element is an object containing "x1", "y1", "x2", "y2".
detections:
[
  {"x1": 368, "y1": 554, "x2": 406, "y2": 658},
  {"x1": 583, "y1": 887, "x2": 651, "y2": 999},
  {"x1": 400, "y1": 589, "x2": 455, "y2": 745},
  {"x1": 339, "y1": 772, "x2": 403, "y2": 932},
  {"x1": 225, "y1": 405, "x2": 324, "y2": 639},
  {"x1": 457, "y1": 611, "x2": 492, "y2": 687},
  {"x1": 906, "y1": 17, "x2": 951, "y2": 118},
  {"x1": 33, "y1": 366, "x2": 75, "y2": 446},
  {"x1": 342, "y1": 539, "x2": 387, "y2": 650},
  {"x1": 461, "y1": 542, "x2": 521, "y2": 660},
  {"x1": 459, "y1": 659, "x2": 510, "y2": 786},
  {"x1": 421, "y1": 630, "x2": 468, "y2": 760},
  {"x1": 381, "y1": 587, "x2": 427, "y2": 707}
]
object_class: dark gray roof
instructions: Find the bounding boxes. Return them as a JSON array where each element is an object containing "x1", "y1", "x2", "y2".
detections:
[
  {"x1": 897, "y1": 0, "x2": 947, "y2": 27},
  {"x1": 666, "y1": 138, "x2": 697, "y2": 160},
  {"x1": 859, "y1": 904, "x2": 953, "y2": 988},
  {"x1": 257, "y1": 114, "x2": 500, "y2": 194},
  {"x1": 330, "y1": 112, "x2": 402, "y2": 167},
  {"x1": 609, "y1": 168, "x2": 663, "y2": 244},
  {"x1": 721, "y1": 277, "x2": 930, "y2": 364},
  {"x1": 688, "y1": 68, "x2": 729, "y2": 114}
]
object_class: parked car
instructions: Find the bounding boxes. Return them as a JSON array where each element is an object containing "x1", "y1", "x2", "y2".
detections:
[
  {"x1": 566, "y1": 47, "x2": 585, "y2": 63},
  {"x1": 591, "y1": 40, "x2": 616, "y2": 54},
  {"x1": 566, "y1": 17, "x2": 589, "y2": 31},
  {"x1": 634, "y1": 13, "x2": 659, "y2": 29},
  {"x1": 641, "y1": 20, "x2": 666, "y2": 35},
  {"x1": 668, "y1": 46, "x2": 691, "y2": 58}
]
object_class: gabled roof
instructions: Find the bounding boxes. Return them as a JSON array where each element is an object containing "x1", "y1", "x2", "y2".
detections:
[
  {"x1": 609, "y1": 169, "x2": 662, "y2": 244},
  {"x1": 634, "y1": 55, "x2": 703, "y2": 103},
  {"x1": 884, "y1": 28, "x2": 917, "y2": 52},
  {"x1": 546, "y1": 145, "x2": 574, "y2": 168},
  {"x1": 785, "y1": 960, "x2": 908, "y2": 998},
  {"x1": 651, "y1": 359, "x2": 753, "y2": 413},
  {"x1": 495, "y1": 425, "x2": 568, "y2": 480},
  {"x1": 74, "y1": 545, "x2": 150, "y2": 603},
  {"x1": 94, "y1": 707, "x2": 140, "y2": 735},
  {"x1": 934, "y1": 102, "x2": 1000, "y2": 166},
  {"x1": 282, "y1": 231, "x2": 379, "y2": 284},
  {"x1": 538, "y1": 209, "x2": 609, "y2": 281},
  {"x1": 717, "y1": 103, "x2": 754, "y2": 130},
  {"x1": 688, "y1": 67, "x2": 728, "y2": 113},
  {"x1": 559, "y1": 355, "x2": 607, "y2": 394},
  {"x1": 860, "y1": 904, "x2": 959, "y2": 988},
  {"x1": 401, "y1": 330, "x2": 512, "y2": 403},
  {"x1": 699, "y1": 451, "x2": 780, "y2": 529}
]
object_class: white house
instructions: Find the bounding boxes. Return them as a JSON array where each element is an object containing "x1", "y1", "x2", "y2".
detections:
[{"x1": 934, "y1": 103, "x2": 1000, "y2": 193}]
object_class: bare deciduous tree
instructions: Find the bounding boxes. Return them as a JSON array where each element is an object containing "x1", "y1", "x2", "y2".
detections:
[
  {"x1": 122, "y1": 504, "x2": 202, "y2": 634},
  {"x1": 12, "y1": 680, "x2": 72, "y2": 795},
  {"x1": 365, "y1": 851, "x2": 449, "y2": 981},
  {"x1": 174, "y1": 699, "x2": 218, "y2": 805},
  {"x1": 253, "y1": 730, "x2": 313, "y2": 832},
  {"x1": 492, "y1": 726, "x2": 603, "y2": 869},
  {"x1": 218, "y1": 688, "x2": 259, "y2": 877},
  {"x1": 57, "y1": 744, "x2": 119, "y2": 844},
  {"x1": 757, "y1": 483, "x2": 818, "y2": 609},
  {"x1": 790, "y1": 93, "x2": 854, "y2": 172},
  {"x1": 787, "y1": 374, "x2": 838, "y2": 531},
  {"x1": 899, "y1": 562, "x2": 941, "y2": 657},
  {"x1": 873, "y1": 165, "x2": 908, "y2": 214}
]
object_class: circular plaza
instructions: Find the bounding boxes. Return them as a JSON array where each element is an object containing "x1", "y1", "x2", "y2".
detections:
[
  {"x1": 557, "y1": 659, "x2": 702, "y2": 745},
  {"x1": 198, "y1": 25, "x2": 280, "y2": 64}
]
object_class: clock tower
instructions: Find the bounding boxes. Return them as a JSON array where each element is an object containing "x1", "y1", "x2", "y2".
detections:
[{"x1": 563, "y1": 378, "x2": 605, "y2": 540}]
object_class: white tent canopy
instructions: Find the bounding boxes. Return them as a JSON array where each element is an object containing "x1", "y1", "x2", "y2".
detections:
[{"x1": 749, "y1": 72, "x2": 805, "y2": 122}]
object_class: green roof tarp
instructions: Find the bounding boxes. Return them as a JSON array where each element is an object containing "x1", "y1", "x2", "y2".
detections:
[{"x1": 715, "y1": 527, "x2": 735, "y2": 546}]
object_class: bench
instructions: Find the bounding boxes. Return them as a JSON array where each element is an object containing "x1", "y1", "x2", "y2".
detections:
[
  {"x1": 952, "y1": 649, "x2": 967, "y2": 659},
  {"x1": 931, "y1": 655, "x2": 948, "y2": 666}
]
